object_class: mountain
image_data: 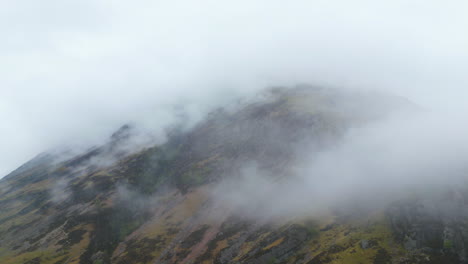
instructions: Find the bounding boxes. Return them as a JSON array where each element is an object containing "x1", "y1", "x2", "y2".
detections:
[{"x1": 0, "y1": 86, "x2": 466, "y2": 264}]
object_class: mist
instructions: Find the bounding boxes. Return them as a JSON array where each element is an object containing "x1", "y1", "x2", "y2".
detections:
[
  {"x1": 211, "y1": 105, "x2": 468, "y2": 220},
  {"x1": 2, "y1": 0, "x2": 468, "y2": 183}
]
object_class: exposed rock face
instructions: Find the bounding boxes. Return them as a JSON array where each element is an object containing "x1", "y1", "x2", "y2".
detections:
[
  {"x1": 387, "y1": 188, "x2": 468, "y2": 263},
  {"x1": 1, "y1": 86, "x2": 463, "y2": 264}
]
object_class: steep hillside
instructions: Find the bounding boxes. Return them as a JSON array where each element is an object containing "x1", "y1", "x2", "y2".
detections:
[{"x1": 0, "y1": 86, "x2": 464, "y2": 264}]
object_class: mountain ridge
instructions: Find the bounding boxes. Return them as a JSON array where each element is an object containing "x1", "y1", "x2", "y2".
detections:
[{"x1": 0, "y1": 86, "x2": 464, "y2": 264}]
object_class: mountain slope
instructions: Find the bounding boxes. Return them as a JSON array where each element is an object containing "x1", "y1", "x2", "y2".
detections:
[{"x1": 0, "y1": 86, "x2": 464, "y2": 264}]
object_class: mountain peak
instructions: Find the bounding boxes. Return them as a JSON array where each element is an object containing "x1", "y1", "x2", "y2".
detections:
[{"x1": 0, "y1": 87, "x2": 459, "y2": 264}]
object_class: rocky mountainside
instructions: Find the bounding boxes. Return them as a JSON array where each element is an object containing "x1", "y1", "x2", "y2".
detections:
[{"x1": 1, "y1": 86, "x2": 467, "y2": 264}]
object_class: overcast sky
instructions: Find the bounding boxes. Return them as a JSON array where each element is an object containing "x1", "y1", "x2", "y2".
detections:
[{"x1": 1, "y1": 0, "x2": 468, "y2": 178}]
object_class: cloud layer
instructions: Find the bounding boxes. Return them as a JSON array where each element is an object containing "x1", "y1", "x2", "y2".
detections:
[{"x1": 1, "y1": 0, "x2": 468, "y2": 177}]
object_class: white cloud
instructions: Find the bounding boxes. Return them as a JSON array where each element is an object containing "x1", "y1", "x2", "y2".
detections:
[{"x1": 1, "y1": 0, "x2": 468, "y2": 177}]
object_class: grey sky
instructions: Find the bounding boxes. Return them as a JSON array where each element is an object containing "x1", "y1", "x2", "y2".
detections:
[{"x1": 1, "y1": 0, "x2": 468, "y2": 177}]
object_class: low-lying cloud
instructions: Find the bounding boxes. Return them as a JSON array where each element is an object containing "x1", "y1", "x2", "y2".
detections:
[
  {"x1": 1, "y1": 0, "x2": 468, "y2": 178},
  {"x1": 212, "y1": 107, "x2": 468, "y2": 219}
]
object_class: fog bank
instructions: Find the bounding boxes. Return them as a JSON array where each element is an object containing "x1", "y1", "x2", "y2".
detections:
[
  {"x1": 212, "y1": 107, "x2": 468, "y2": 219},
  {"x1": 1, "y1": 0, "x2": 468, "y2": 177}
]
